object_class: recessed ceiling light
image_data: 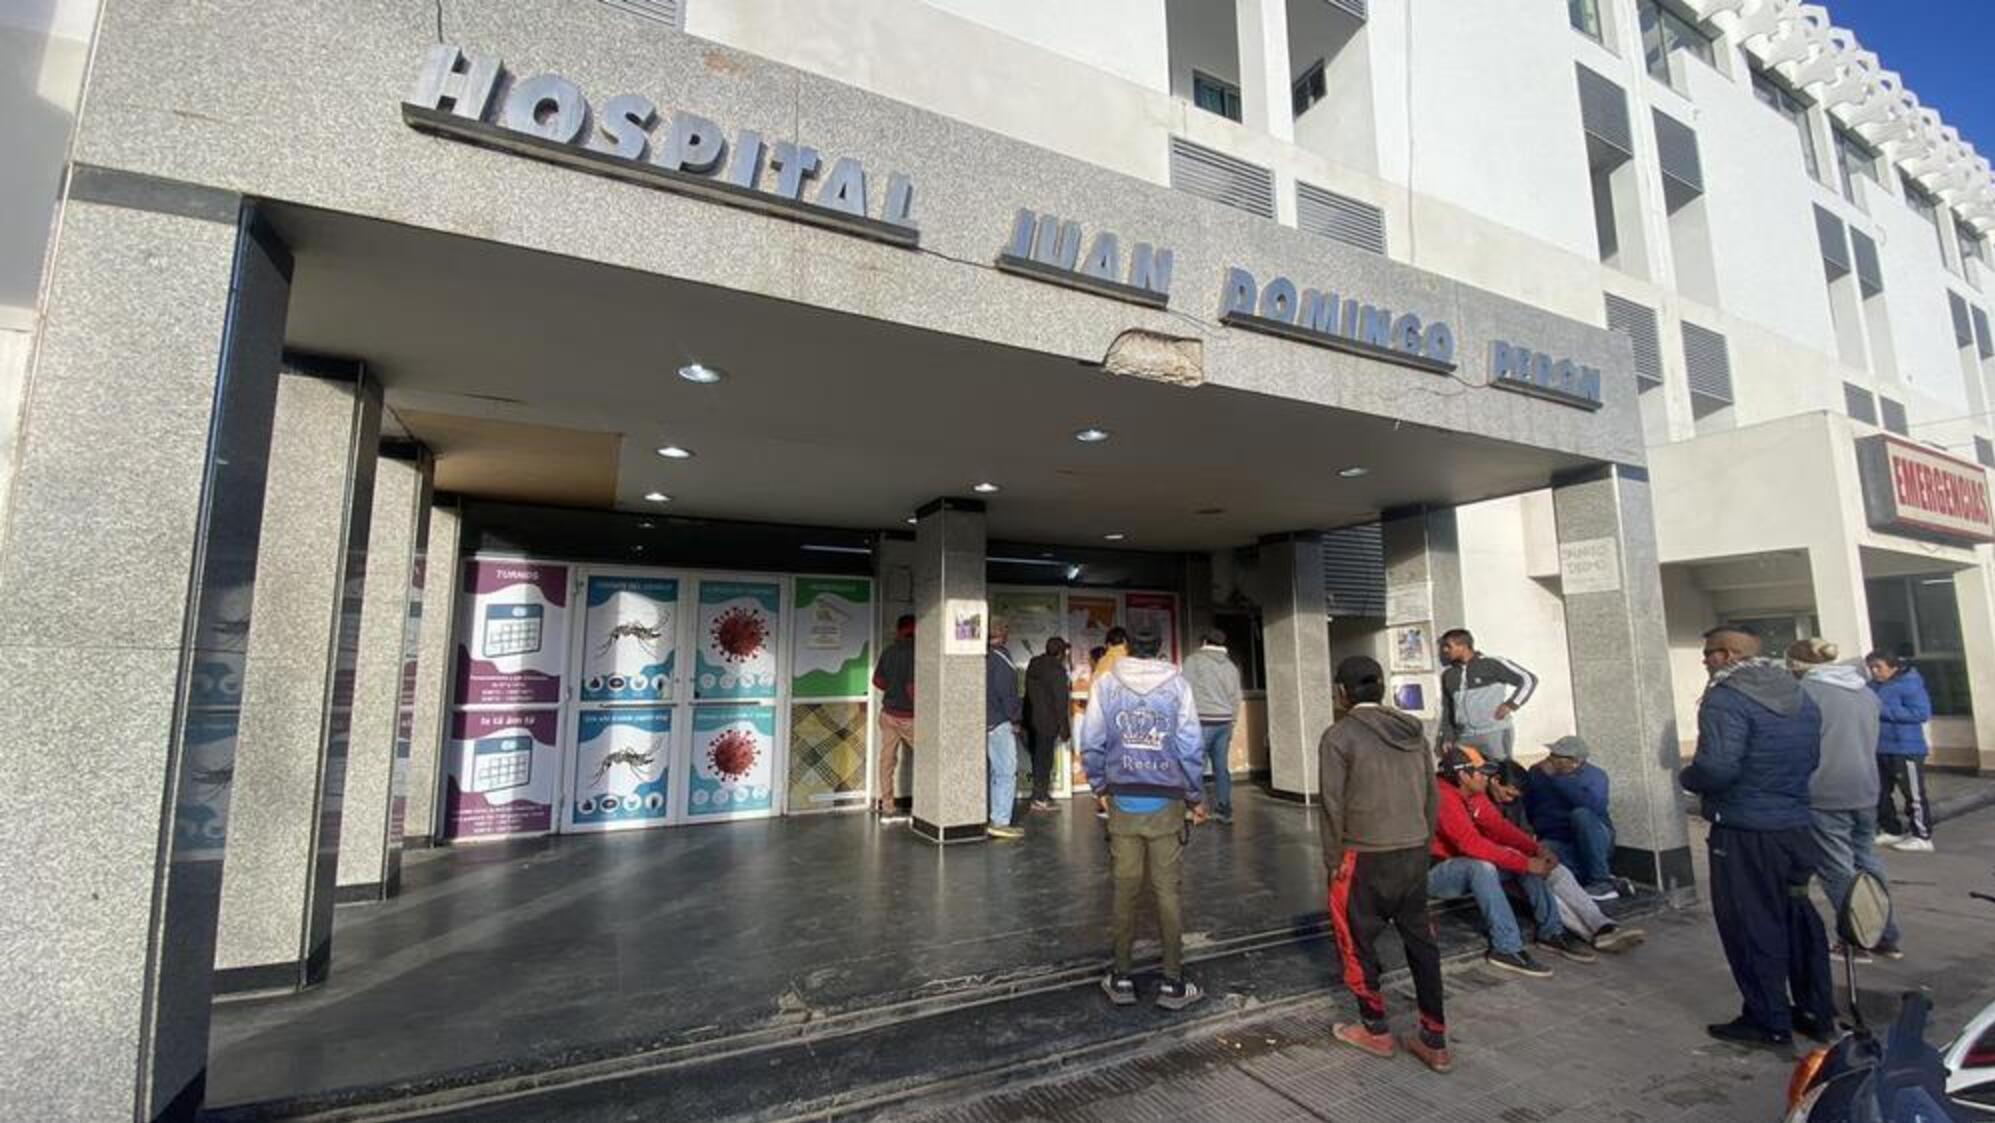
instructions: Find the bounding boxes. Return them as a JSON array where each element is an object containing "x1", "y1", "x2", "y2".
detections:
[
  {"x1": 1195, "y1": 507, "x2": 1225, "y2": 516},
  {"x1": 1103, "y1": 532, "x2": 1126, "y2": 541},
  {"x1": 643, "y1": 491, "x2": 671, "y2": 503},
  {"x1": 973, "y1": 482, "x2": 1000, "y2": 493},
  {"x1": 638, "y1": 521, "x2": 655, "y2": 530},
  {"x1": 657, "y1": 445, "x2": 694, "y2": 459},
  {"x1": 678, "y1": 363, "x2": 724, "y2": 384},
  {"x1": 1074, "y1": 427, "x2": 1110, "y2": 443},
  {"x1": 1337, "y1": 466, "x2": 1370, "y2": 479},
  {"x1": 904, "y1": 516, "x2": 919, "y2": 525}
]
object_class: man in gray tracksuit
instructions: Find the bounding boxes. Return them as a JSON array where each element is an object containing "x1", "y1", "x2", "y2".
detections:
[{"x1": 1437, "y1": 628, "x2": 1538, "y2": 762}]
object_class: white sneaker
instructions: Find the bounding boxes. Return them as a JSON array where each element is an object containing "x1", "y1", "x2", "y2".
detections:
[
  {"x1": 1874, "y1": 832, "x2": 1905, "y2": 847},
  {"x1": 1891, "y1": 837, "x2": 1934, "y2": 852}
]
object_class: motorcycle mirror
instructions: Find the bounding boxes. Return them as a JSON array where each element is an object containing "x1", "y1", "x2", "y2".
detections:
[{"x1": 1837, "y1": 870, "x2": 1891, "y2": 951}]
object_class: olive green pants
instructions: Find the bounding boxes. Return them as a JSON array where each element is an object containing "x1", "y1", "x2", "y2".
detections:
[{"x1": 1108, "y1": 803, "x2": 1187, "y2": 977}]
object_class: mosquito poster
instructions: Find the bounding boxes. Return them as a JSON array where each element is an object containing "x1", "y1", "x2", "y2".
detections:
[
  {"x1": 570, "y1": 708, "x2": 672, "y2": 830},
  {"x1": 580, "y1": 575, "x2": 679, "y2": 703}
]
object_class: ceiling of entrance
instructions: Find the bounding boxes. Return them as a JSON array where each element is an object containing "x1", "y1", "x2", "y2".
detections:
[{"x1": 272, "y1": 205, "x2": 1595, "y2": 551}]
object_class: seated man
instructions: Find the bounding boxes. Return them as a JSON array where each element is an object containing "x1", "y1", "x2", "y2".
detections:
[
  {"x1": 1430, "y1": 746, "x2": 1594, "y2": 976},
  {"x1": 1484, "y1": 762, "x2": 1645, "y2": 955},
  {"x1": 1525, "y1": 736, "x2": 1620, "y2": 901}
]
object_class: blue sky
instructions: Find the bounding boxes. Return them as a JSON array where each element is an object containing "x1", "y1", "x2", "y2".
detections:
[{"x1": 1823, "y1": 1, "x2": 1995, "y2": 155}]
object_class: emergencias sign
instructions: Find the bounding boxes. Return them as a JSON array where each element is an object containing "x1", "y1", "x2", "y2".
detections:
[
  {"x1": 1855, "y1": 434, "x2": 1995, "y2": 543},
  {"x1": 403, "y1": 46, "x2": 919, "y2": 247}
]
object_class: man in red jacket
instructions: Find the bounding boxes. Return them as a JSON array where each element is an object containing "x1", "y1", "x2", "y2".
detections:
[{"x1": 1429, "y1": 746, "x2": 1596, "y2": 976}]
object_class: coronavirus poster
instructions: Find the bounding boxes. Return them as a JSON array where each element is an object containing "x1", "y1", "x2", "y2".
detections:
[
  {"x1": 455, "y1": 561, "x2": 570, "y2": 706},
  {"x1": 570, "y1": 708, "x2": 672, "y2": 831},
  {"x1": 689, "y1": 704, "x2": 777, "y2": 818},
  {"x1": 696, "y1": 580, "x2": 780, "y2": 701},
  {"x1": 581, "y1": 575, "x2": 679, "y2": 702},
  {"x1": 791, "y1": 577, "x2": 871, "y2": 699},
  {"x1": 444, "y1": 707, "x2": 558, "y2": 838}
]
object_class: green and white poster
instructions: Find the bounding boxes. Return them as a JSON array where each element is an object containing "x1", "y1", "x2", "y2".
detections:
[{"x1": 791, "y1": 576, "x2": 872, "y2": 699}]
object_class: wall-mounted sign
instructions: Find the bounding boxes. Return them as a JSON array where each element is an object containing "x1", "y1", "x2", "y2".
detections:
[
  {"x1": 1855, "y1": 434, "x2": 1995, "y2": 544},
  {"x1": 1216, "y1": 267, "x2": 1457, "y2": 374},
  {"x1": 1489, "y1": 341, "x2": 1603, "y2": 410},
  {"x1": 1557, "y1": 536, "x2": 1622, "y2": 595},
  {"x1": 995, "y1": 209, "x2": 1173, "y2": 308},
  {"x1": 404, "y1": 46, "x2": 918, "y2": 247}
]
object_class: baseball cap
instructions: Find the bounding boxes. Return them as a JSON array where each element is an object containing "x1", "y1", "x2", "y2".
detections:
[
  {"x1": 1438, "y1": 745, "x2": 1498, "y2": 776},
  {"x1": 1545, "y1": 735, "x2": 1590, "y2": 761}
]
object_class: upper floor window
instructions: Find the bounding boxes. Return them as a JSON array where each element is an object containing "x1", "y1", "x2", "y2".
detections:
[
  {"x1": 1903, "y1": 173, "x2": 1950, "y2": 263},
  {"x1": 1749, "y1": 64, "x2": 1821, "y2": 183},
  {"x1": 1832, "y1": 124, "x2": 1878, "y2": 203},
  {"x1": 1291, "y1": 60, "x2": 1327, "y2": 118},
  {"x1": 1569, "y1": 0, "x2": 1603, "y2": 40},
  {"x1": 1193, "y1": 70, "x2": 1243, "y2": 123},
  {"x1": 1638, "y1": 0, "x2": 1714, "y2": 86},
  {"x1": 1957, "y1": 216, "x2": 1987, "y2": 280}
]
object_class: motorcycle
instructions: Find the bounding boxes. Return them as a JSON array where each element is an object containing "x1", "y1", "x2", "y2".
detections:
[
  {"x1": 1785, "y1": 871, "x2": 1963, "y2": 1121},
  {"x1": 1939, "y1": 889, "x2": 1995, "y2": 1116}
]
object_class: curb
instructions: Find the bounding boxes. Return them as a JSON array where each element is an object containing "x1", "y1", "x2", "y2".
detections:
[{"x1": 1934, "y1": 781, "x2": 1995, "y2": 825}]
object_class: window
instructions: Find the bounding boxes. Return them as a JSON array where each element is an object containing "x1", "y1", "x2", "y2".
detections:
[
  {"x1": 1843, "y1": 383, "x2": 1877, "y2": 424},
  {"x1": 1958, "y1": 216, "x2": 1988, "y2": 282},
  {"x1": 1832, "y1": 124, "x2": 1877, "y2": 204},
  {"x1": 1193, "y1": 70, "x2": 1243, "y2": 123},
  {"x1": 1638, "y1": 0, "x2": 1714, "y2": 85},
  {"x1": 1570, "y1": 0, "x2": 1603, "y2": 40},
  {"x1": 1879, "y1": 396, "x2": 1908, "y2": 436},
  {"x1": 1291, "y1": 60, "x2": 1327, "y2": 117},
  {"x1": 1977, "y1": 436, "x2": 1995, "y2": 469},
  {"x1": 1867, "y1": 576, "x2": 1973, "y2": 718},
  {"x1": 1902, "y1": 174, "x2": 1948, "y2": 263},
  {"x1": 1750, "y1": 65, "x2": 1821, "y2": 182}
]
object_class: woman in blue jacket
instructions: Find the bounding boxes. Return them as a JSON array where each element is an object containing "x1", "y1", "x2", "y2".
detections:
[{"x1": 1866, "y1": 651, "x2": 1935, "y2": 852}]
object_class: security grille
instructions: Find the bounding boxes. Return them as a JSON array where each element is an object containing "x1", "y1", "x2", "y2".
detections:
[
  {"x1": 1297, "y1": 183, "x2": 1387, "y2": 255},
  {"x1": 1682, "y1": 321, "x2": 1733, "y2": 405},
  {"x1": 599, "y1": 0, "x2": 682, "y2": 27},
  {"x1": 1951, "y1": 291, "x2": 1975, "y2": 348},
  {"x1": 1169, "y1": 137, "x2": 1276, "y2": 220},
  {"x1": 1604, "y1": 293, "x2": 1663, "y2": 385},
  {"x1": 1976, "y1": 437, "x2": 1995, "y2": 469},
  {"x1": 1652, "y1": 109, "x2": 1704, "y2": 195},
  {"x1": 1322, "y1": 523, "x2": 1386, "y2": 618},
  {"x1": 1327, "y1": 0, "x2": 1368, "y2": 18},
  {"x1": 1848, "y1": 227, "x2": 1883, "y2": 296},
  {"x1": 1974, "y1": 305, "x2": 1994, "y2": 360},
  {"x1": 1843, "y1": 382, "x2": 1877, "y2": 424},
  {"x1": 1575, "y1": 64, "x2": 1633, "y2": 159},
  {"x1": 1814, "y1": 206, "x2": 1850, "y2": 278},
  {"x1": 1879, "y1": 396, "x2": 1908, "y2": 436}
]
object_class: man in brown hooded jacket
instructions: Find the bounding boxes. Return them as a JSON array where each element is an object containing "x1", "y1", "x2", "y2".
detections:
[{"x1": 1318, "y1": 655, "x2": 1450, "y2": 1073}]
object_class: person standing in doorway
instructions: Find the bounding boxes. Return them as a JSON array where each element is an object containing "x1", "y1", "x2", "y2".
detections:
[
  {"x1": 1182, "y1": 628, "x2": 1244, "y2": 825},
  {"x1": 871, "y1": 613, "x2": 916, "y2": 821},
  {"x1": 1437, "y1": 629, "x2": 1537, "y2": 761},
  {"x1": 1682, "y1": 627, "x2": 1836, "y2": 1050},
  {"x1": 1867, "y1": 650, "x2": 1936, "y2": 853},
  {"x1": 1787, "y1": 639, "x2": 1900, "y2": 960},
  {"x1": 985, "y1": 617, "x2": 1025, "y2": 840},
  {"x1": 1317, "y1": 655, "x2": 1451, "y2": 1073},
  {"x1": 1081, "y1": 629, "x2": 1206, "y2": 1011},
  {"x1": 1023, "y1": 636, "x2": 1072, "y2": 811}
]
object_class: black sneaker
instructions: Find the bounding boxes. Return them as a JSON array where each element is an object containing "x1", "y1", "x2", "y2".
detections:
[
  {"x1": 1538, "y1": 932, "x2": 1598, "y2": 963},
  {"x1": 1831, "y1": 942, "x2": 1874, "y2": 965},
  {"x1": 1790, "y1": 1008, "x2": 1837, "y2": 1043},
  {"x1": 1583, "y1": 881, "x2": 1621, "y2": 902},
  {"x1": 1215, "y1": 809, "x2": 1233, "y2": 825},
  {"x1": 1156, "y1": 976, "x2": 1204, "y2": 1011},
  {"x1": 1100, "y1": 971, "x2": 1137, "y2": 1006},
  {"x1": 1485, "y1": 949, "x2": 1553, "y2": 978},
  {"x1": 1872, "y1": 941, "x2": 1904, "y2": 961},
  {"x1": 1706, "y1": 1017, "x2": 1793, "y2": 1053}
]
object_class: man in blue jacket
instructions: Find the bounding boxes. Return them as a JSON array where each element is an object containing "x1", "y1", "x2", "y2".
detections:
[
  {"x1": 1682, "y1": 626, "x2": 1836, "y2": 1051},
  {"x1": 1081, "y1": 629, "x2": 1206, "y2": 1011},
  {"x1": 1526, "y1": 736, "x2": 1623, "y2": 901}
]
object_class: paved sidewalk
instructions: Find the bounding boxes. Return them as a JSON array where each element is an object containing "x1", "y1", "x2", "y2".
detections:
[{"x1": 911, "y1": 803, "x2": 1995, "y2": 1123}]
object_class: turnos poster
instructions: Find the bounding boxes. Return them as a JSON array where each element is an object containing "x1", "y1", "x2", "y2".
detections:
[
  {"x1": 1124, "y1": 592, "x2": 1180, "y2": 664},
  {"x1": 791, "y1": 577, "x2": 871, "y2": 699},
  {"x1": 444, "y1": 708, "x2": 558, "y2": 838},
  {"x1": 455, "y1": 561, "x2": 569, "y2": 706},
  {"x1": 572, "y1": 708, "x2": 672, "y2": 828},
  {"x1": 689, "y1": 704, "x2": 777, "y2": 818},
  {"x1": 581, "y1": 575, "x2": 679, "y2": 702},
  {"x1": 696, "y1": 580, "x2": 781, "y2": 701},
  {"x1": 992, "y1": 590, "x2": 1062, "y2": 670}
]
